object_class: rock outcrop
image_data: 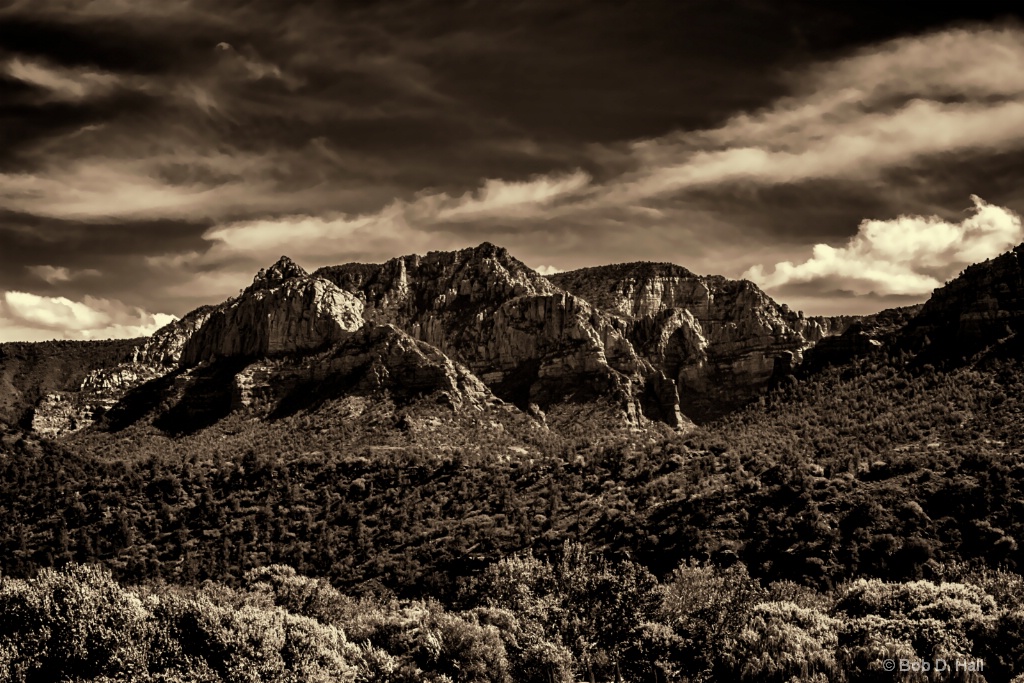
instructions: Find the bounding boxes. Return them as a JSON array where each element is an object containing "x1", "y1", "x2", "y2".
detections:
[
  {"x1": 317, "y1": 244, "x2": 688, "y2": 426},
  {"x1": 181, "y1": 262, "x2": 364, "y2": 366},
  {"x1": 231, "y1": 323, "x2": 500, "y2": 413},
  {"x1": 92, "y1": 257, "x2": 511, "y2": 436},
  {"x1": 549, "y1": 263, "x2": 852, "y2": 419}
]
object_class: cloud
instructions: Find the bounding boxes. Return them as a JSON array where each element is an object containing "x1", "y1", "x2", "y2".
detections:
[
  {"x1": 534, "y1": 265, "x2": 563, "y2": 275},
  {"x1": 200, "y1": 169, "x2": 591, "y2": 266},
  {"x1": 434, "y1": 170, "x2": 592, "y2": 221},
  {"x1": 0, "y1": 291, "x2": 176, "y2": 340},
  {"x1": 597, "y1": 26, "x2": 1024, "y2": 203},
  {"x1": 3, "y1": 56, "x2": 123, "y2": 101},
  {"x1": 744, "y1": 196, "x2": 1023, "y2": 297},
  {"x1": 5, "y1": 6, "x2": 1024, "y2": 332},
  {"x1": 26, "y1": 265, "x2": 101, "y2": 284}
]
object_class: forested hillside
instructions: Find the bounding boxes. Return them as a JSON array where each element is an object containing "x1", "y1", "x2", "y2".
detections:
[{"x1": 3, "y1": 339, "x2": 1024, "y2": 679}]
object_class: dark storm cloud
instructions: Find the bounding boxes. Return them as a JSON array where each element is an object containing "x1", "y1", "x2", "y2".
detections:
[
  {"x1": 3, "y1": 0, "x2": 1024, "y2": 338},
  {"x1": 0, "y1": 211, "x2": 214, "y2": 311}
]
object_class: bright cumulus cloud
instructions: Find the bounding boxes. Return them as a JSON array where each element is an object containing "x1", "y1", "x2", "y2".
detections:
[
  {"x1": 744, "y1": 196, "x2": 1023, "y2": 297},
  {"x1": 534, "y1": 265, "x2": 563, "y2": 276},
  {"x1": 1, "y1": 291, "x2": 177, "y2": 341}
]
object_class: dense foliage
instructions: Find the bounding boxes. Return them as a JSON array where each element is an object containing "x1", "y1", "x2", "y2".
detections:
[
  {"x1": 4, "y1": 319, "x2": 1024, "y2": 679},
  {"x1": 1, "y1": 553, "x2": 1021, "y2": 682}
]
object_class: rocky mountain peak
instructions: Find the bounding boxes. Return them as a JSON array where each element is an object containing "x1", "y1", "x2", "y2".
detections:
[
  {"x1": 247, "y1": 255, "x2": 309, "y2": 292},
  {"x1": 182, "y1": 271, "x2": 364, "y2": 367}
]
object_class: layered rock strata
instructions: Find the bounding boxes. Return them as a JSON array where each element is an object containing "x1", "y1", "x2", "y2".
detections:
[
  {"x1": 548, "y1": 263, "x2": 852, "y2": 418},
  {"x1": 317, "y1": 244, "x2": 687, "y2": 426}
]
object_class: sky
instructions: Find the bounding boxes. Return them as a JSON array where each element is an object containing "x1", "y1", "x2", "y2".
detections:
[{"x1": 3, "y1": 0, "x2": 1024, "y2": 341}]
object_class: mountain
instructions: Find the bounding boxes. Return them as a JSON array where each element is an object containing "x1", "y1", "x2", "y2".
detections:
[
  {"x1": 315, "y1": 243, "x2": 685, "y2": 428},
  {"x1": 7, "y1": 243, "x2": 867, "y2": 439},
  {"x1": 548, "y1": 262, "x2": 852, "y2": 418}
]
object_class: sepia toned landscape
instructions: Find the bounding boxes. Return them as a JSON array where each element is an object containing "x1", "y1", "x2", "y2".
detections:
[{"x1": 4, "y1": 1, "x2": 1024, "y2": 682}]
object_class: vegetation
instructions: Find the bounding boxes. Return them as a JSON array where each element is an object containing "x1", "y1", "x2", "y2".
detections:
[
  {"x1": 4, "y1": 312, "x2": 1024, "y2": 679},
  {"x1": 0, "y1": 552, "x2": 1020, "y2": 682},
  {"x1": 0, "y1": 339, "x2": 139, "y2": 427}
]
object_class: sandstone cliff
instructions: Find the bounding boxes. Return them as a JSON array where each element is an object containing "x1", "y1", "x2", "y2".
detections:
[
  {"x1": 549, "y1": 263, "x2": 852, "y2": 419},
  {"x1": 180, "y1": 262, "x2": 364, "y2": 366},
  {"x1": 317, "y1": 244, "x2": 686, "y2": 427},
  {"x1": 89, "y1": 257, "x2": 514, "y2": 437}
]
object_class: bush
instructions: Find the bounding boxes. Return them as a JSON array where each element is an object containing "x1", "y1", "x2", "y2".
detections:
[{"x1": 0, "y1": 564, "x2": 150, "y2": 682}]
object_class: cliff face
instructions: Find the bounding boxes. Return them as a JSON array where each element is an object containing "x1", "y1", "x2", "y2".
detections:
[
  {"x1": 117, "y1": 258, "x2": 517, "y2": 436},
  {"x1": 317, "y1": 244, "x2": 686, "y2": 427},
  {"x1": 549, "y1": 263, "x2": 851, "y2": 419},
  {"x1": 180, "y1": 276, "x2": 364, "y2": 366}
]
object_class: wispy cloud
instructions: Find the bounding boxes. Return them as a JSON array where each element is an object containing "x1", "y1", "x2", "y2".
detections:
[
  {"x1": 435, "y1": 170, "x2": 591, "y2": 221},
  {"x1": 26, "y1": 265, "x2": 101, "y2": 284},
  {"x1": 3, "y1": 56, "x2": 123, "y2": 101},
  {"x1": 200, "y1": 169, "x2": 592, "y2": 265},
  {"x1": 598, "y1": 27, "x2": 1024, "y2": 204}
]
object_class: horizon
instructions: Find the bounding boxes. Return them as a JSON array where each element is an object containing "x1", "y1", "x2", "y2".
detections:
[
  {"x1": 3, "y1": 1, "x2": 1024, "y2": 340},
  {"x1": 0, "y1": 238, "x2": 965, "y2": 346}
]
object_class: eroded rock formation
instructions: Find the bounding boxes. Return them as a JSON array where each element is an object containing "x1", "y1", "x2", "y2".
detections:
[
  {"x1": 549, "y1": 263, "x2": 852, "y2": 418},
  {"x1": 231, "y1": 323, "x2": 501, "y2": 413},
  {"x1": 26, "y1": 244, "x2": 882, "y2": 437},
  {"x1": 317, "y1": 244, "x2": 686, "y2": 426},
  {"x1": 181, "y1": 268, "x2": 364, "y2": 366}
]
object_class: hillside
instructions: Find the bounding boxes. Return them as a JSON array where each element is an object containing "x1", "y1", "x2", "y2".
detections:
[{"x1": 0, "y1": 338, "x2": 141, "y2": 428}]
